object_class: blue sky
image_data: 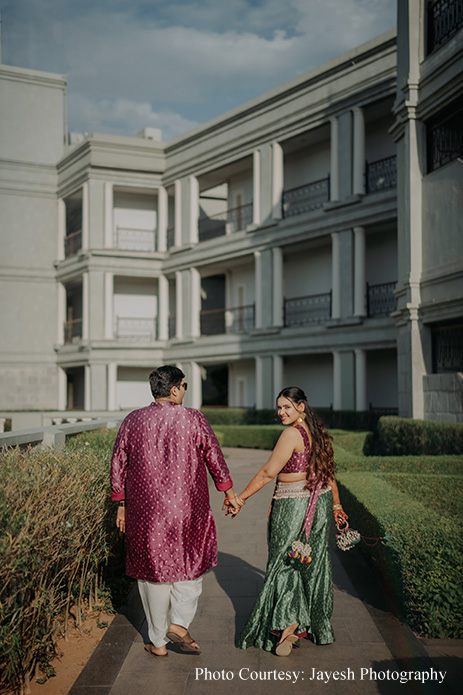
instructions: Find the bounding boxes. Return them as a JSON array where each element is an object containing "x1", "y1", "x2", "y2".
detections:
[{"x1": 1, "y1": 0, "x2": 396, "y2": 141}]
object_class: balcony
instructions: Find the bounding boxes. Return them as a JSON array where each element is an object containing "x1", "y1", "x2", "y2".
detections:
[
  {"x1": 64, "y1": 318, "x2": 82, "y2": 344},
  {"x1": 427, "y1": 0, "x2": 463, "y2": 53},
  {"x1": 432, "y1": 324, "x2": 463, "y2": 372},
  {"x1": 427, "y1": 105, "x2": 463, "y2": 171},
  {"x1": 115, "y1": 317, "x2": 157, "y2": 341},
  {"x1": 367, "y1": 282, "x2": 397, "y2": 317},
  {"x1": 64, "y1": 230, "x2": 82, "y2": 258},
  {"x1": 284, "y1": 292, "x2": 331, "y2": 327},
  {"x1": 200, "y1": 304, "x2": 255, "y2": 336},
  {"x1": 198, "y1": 203, "x2": 253, "y2": 242},
  {"x1": 365, "y1": 156, "x2": 397, "y2": 194},
  {"x1": 282, "y1": 176, "x2": 330, "y2": 218},
  {"x1": 113, "y1": 227, "x2": 156, "y2": 252}
]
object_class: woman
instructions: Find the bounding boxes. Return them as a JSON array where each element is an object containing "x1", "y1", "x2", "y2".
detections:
[{"x1": 228, "y1": 387, "x2": 348, "y2": 656}]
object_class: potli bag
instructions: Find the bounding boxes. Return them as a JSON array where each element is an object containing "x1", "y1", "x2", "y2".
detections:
[{"x1": 336, "y1": 521, "x2": 361, "y2": 551}]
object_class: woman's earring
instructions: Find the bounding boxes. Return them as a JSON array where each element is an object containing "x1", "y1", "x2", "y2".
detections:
[{"x1": 296, "y1": 413, "x2": 304, "y2": 423}]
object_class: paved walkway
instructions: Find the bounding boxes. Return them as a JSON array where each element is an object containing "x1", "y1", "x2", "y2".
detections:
[{"x1": 69, "y1": 448, "x2": 462, "y2": 695}]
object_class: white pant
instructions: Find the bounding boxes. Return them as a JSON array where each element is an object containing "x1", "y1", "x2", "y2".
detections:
[{"x1": 137, "y1": 577, "x2": 203, "y2": 647}]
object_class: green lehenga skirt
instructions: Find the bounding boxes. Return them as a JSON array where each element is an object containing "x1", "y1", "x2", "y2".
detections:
[{"x1": 236, "y1": 482, "x2": 335, "y2": 652}]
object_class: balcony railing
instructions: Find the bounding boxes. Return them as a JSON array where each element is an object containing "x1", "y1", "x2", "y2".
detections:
[
  {"x1": 367, "y1": 282, "x2": 397, "y2": 317},
  {"x1": 427, "y1": 0, "x2": 463, "y2": 53},
  {"x1": 64, "y1": 230, "x2": 82, "y2": 258},
  {"x1": 198, "y1": 203, "x2": 253, "y2": 242},
  {"x1": 427, "y1": 105, "x2": 463, "y2": 171},
  {"x1": 282, "y1": 176, "x2": 330, "y2": 218},
  {"x1": 365, "y1": 156, "x2": 397, "y2": 194},
  {"x1": 113, "y1": 227, "x2": 156, "y2": 252},
  {"x1": 432, "y1": 324, "x2": 463, "y2": 372},
  {"x1": 284, "y1": 292, "x2": 331, "y2": 327},
  {"x1": 167, "y1": 226, "x2": 175, "y2": 248},
  {"x1": 115, "y1": 317, "x2": 157, "y2": 341},
  {"x1": 200, "y1": 304, "x2": 255, "y2": 336},
  {"x1": 64, "y1": 318, "x2": 82, "y2": 343}
]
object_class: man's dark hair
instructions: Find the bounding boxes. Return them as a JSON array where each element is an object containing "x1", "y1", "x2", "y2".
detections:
[{"x1": 149, "y1": 365, "x2": 185, "y2": 398}]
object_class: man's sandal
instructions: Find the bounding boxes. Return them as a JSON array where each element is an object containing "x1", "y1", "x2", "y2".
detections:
[
  {"x1": 166, "y1": 630, "x2": 201, "y2": 654},
  {"x1": 275, "y1": 634, "x2": 299, "y2": 656},
  {"x1": 144, "y1": 644, "x2": 168, "y2": 657}
]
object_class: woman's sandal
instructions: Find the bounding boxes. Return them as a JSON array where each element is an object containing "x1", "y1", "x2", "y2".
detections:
[
  {"x1": 275, "y1": 634, "x2": 299, "y2": 656},
  {"x1": 166, "y1": 630, "x2": 201, "y2": 654},
  {"x1": 144, "y1": 644, "x2": 168, "y2": 657}
]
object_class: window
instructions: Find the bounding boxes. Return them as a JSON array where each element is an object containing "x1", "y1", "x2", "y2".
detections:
[{"x1": 427, "y1": 99, "x2": 463, "y2": 172}]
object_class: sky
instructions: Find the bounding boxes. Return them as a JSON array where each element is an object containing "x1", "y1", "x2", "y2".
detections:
[{"x1": 0, "y1": 0, "x2": 396, "y2": 142}]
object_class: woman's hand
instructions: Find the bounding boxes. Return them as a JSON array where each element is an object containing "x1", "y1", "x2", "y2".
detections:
[
  {"x1": 333, "y1": 508, "x2": 348, "y2": 526},
  {"x1": 116, "y1": 506, "x2": 126, "y2": 533},
  {"x1": 222, "y1": 495, "x2": 242, "y2": 518}
]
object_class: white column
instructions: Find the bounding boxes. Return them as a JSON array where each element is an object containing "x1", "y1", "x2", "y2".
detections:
[
  {"x1": 355, "y1": 348, "x2": 367, "y2": 411},
  {"x1": 189, "y1": 361, "x2": 202, "y2": 410},
  {"x1": 82, "y1": 272, "x2": 89, "y2": 340},
  {"x1": 352, "y1": 107, "x2": 365, "y2": 195},
  {"x1": 353, "y1": 226, "x2": 367, "y2": 317},
  {"x1": 190, "y1": 267, "x2": 201, "y2": 338},
  {"x1": 158, "y1": 275, "x2": 169, "y2": 341},
  {"x1": 104, "y1": 272, "x2": 113, "y2": 339},
  {"x1": 254, "y1": 251, "x2": 263, "y2": 329},
  {"x1": 273, "y1": 355, "x2": 284, "y2": 397},
  {"x1": 253, "y1": 150, "x2": 261, "y2": 225},
  {"x1": 174, "y1": 179, "x2": 182, "y2": 247},
  {"x1": 330, "y1": 117, "x2": 339, "y2": 202},
  {"x1": 58, "y1": 367, "x2": 67, "y2": 411},
  {"x1": 84, "y1": 365, "x2": 91, "y2": 411},
  {"x1": 57, "y1": 198, "x2": 65, "y2": 261},
  {"x1": 57, "y1": 283, "x2": 66, "y2": 344},
  {"x1": 272, "y1": 142, "x2": 284, "y2": 219},
  {"x1": 104, "y1": 182, "x2": 113, "y2": 248},
  {"x1": 333, "y1": 351, "x2": 342, "y2": 410},
  {"x1": 82, "y1": 181, "x2": 89, "y2": 250},
  {"x1": 189, "y1": 176, "x2": 199, "y2": 245},
  {"x1": 157, "y1": 186, "x2": 168, "y2": 252},
  {"x1": 272, "y1": 247, "x2": 284, "y2": 327},
  {"x1": 107, "y1": 363, "x2": 117, "y2": 410},
  {"x1": 255, "y1": 356, "x2": 264, "y2": 409},
  {"x1": 331, "y1": 232, "x2": 341, "y2": 319},
  {"x1": 175, "y1": 271, "x2": 183, "y2": 339}
]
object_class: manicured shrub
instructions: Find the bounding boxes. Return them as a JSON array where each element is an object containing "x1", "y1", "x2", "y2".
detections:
[
  {"x1": 365, "y1": 416, "x2": 463, "y2": 456},
  {"x1": 337, "y1": 472, "x2": 463, "y2": 638},
  {"x1": 212, "y1": 425, "x2": 284, "y2": 449}
]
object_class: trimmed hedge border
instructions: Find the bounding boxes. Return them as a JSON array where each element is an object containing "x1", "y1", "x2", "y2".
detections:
[
  {"x1": 212, "y1": 425, "x2": 283, "y2": 450},
  {"x1": 337, "y1": 472, "x2": 463, "y2": 638},
  {"x1": 202, "y1": 407, "x2": 386, "y2": 431},
  {"x1": 365, "y1": 416, "x2": 463, "y2": 456}
]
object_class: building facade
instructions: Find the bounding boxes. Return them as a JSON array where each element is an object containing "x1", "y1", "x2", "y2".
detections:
[{"x1": 1, "y1": 0, "x2": 462, "y2": 426}]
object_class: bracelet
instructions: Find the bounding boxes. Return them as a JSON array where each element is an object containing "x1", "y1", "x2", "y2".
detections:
[
  {"x1": 235, "y1": 495, "x2": 246, "y2": 507},
  {"x1": 118, "y1": 501, "x2": 126, "y2": 507},
  {"x1": 333, "y1": 504, "x2": 343, "y2": 510}
]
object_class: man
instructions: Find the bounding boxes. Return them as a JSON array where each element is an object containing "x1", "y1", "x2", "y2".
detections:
[{"x1": 110, "y1": 365, "x2": 240, "y2": 656}]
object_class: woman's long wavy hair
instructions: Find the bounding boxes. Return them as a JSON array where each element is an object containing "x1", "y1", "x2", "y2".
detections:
[{"x1": 277, "y1": 386, "x2": 335, "y2": 486}]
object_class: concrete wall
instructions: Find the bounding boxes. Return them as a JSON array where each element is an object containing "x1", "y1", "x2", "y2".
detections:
[
  {"x1": 423, "y1": 373, "x2": 463, "y2": 422},
  {"x1": 116, "y1": 366, "x2": 152, "y2": 409},
  {"x1": 366, "y1": 230, "x2": 397, "y2": 283},
  {"x1": 283, "y1": 354, "x2": 333, "y2": 408},
  {"x1": 284, "y1": 139, "x2": 330, "y2": 190},
  {"x1": 284, "y1": 244, "x2": 331, "y2": 298},
  {"x1": 367, "y1": 348, "x2": 398, "y2": 407},
  {"x1": 229, "y1": 360, "x2": 256, "y2": 407}
]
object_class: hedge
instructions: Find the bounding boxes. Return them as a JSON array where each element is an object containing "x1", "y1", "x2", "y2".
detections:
[
  {"x1": 337, "y1": 471, "x2": 463, "y2": 638},
  {"x1": 212, "y1": 425, "x2": 284, "y2": 450},
  {"x1": 202, "y1": 407, "x2": 383, "y2": 431},
  {"x1": 365, "y1": 416, "x2": 463, "y2": 456}
]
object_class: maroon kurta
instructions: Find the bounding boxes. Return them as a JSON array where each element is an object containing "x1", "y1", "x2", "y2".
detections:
[{"x1": 110, "y1": 401, "x2": 233, "y2": 583}]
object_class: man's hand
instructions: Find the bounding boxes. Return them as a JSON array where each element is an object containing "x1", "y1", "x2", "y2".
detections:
[
  {"x1": 222, "y1": 496, "x2": 241, "y2": 518},
  {"x1": 116, "y1": 506, "x2": 126, "y2": 533}
]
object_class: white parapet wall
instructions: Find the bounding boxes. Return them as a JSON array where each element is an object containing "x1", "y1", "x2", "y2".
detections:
[{"x1": 0, "y1": 417, "x2": 126, "y2": 449}]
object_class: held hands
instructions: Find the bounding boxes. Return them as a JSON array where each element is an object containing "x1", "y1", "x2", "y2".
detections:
[
  {"x1": 116, "y1": 506, "x2": 126, "y2": 533},
  {"x1": 222, "y1": 493, "x2": 244, "y2": 518}
]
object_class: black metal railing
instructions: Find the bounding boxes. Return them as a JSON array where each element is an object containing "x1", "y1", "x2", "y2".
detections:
[
  {"x1": 200, "y1": 304, "x2": 255, "y2": 336},
  {"x1": 64, "y1": 230, "x2": 82, "y2": 258},
  {"x1": 283, "y1": 292, "x2": 331, "y2": 327},
  {"x1": 432, "y1": 324, "x2": 463, "y2": 372},
  {"x1": 115, "y1": 317, "x2": 156, "y2": 341},
  {"x1": 427, "y1": 105, "x2": 463, "y2": 171},
  {"x1": 168, "y1": 316, "x2": 176, "y2": 339},
  {"x1": 113, "y1": 227, "x2": 156, "y2": 252},
  {"x1": 64, "y1": 318, "x2": 82, "y2": 343},
  {"x1": 365, "y1": 156, "x2": 397, "y2": 194},
  {"x1": 198, "y1": 203, "x2": 253, "y2": 242},
  {"x1": 367, "y1": 282, "x2": 397, "y2": 317},
  {"x1": 281, "y1": 176, "x2": 330, "y2": 218},
  {"x1": 427, "y1": 0, "x2": 463, "y2": 53},
  {"x1": 167, "y1": 226, "x2": 175, "y2": 248}
]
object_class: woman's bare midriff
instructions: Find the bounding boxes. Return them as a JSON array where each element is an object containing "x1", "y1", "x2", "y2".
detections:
[{"x1": 277, "y1": 472, "x2": 307, "y2": 483}]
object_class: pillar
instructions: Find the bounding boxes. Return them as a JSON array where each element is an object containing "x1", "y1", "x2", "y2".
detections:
[
  {"x1": 272, "y1": 142, "x2": 284, "y2": 219},
  {"x1": 157, "y1": 186, "x2": 168, "y2": 252},
  {"x1": 58, "y1": 367, "x2": 67, "y2": 411},
  {"x1": 104, "y1": 182, "x2": 113, "y2": 248},
  {"x1": 158, "y1": 275, "x2": 169, "y2": 341},
  {"x1": 107, "y1": 363, "x2": 117, "y2": 410},
  {"x1": 84, "y1": 364, "x2": 91, "y2": 411},
  {"x1": 333, "y1": 351, "x2": 342, "y2": 410},
  {"x1": 255, "y1": 356, "x2": 264, "y2": 409},
  {"x1": 189, "y1": 361, "x2": 202, "y2": 410},
  {"x1": 330, "y1": 117, "x2": 339, "y2": 202},
  {"x1": 272, "y1": 247, "x2": 284, "y2": 327},
  {"x1": 355, "y1": 348, "x2": 367, "y2": 411},
  {"x1": 82, "y1": 181, "x2": 89, "y2": 250},
  {"x1": 352, "y1": 107, "x2": 365, "y2": 195},
  {"x1": 189, "y1": 176, "x2": 199, "y2": 245},
  {"x1": 57, "y1": 198, "x2": 65, "y2": 260},
  {"x1": 104, "y1": 272, "x2": 113, "y2": 339},
  {"x1": 190, "y1": 267, "x2": 201, "y2": 338},
  {"x1": 353, "y1": 226, "x2": 367, "y2": 317},
  {"x1": 331, "y1": 232, "x2": 341, "y2": 319},
  {"x1": 82, "y1": 272, "x2": 89, "y2": 341},
  {"x1": 57, "y1": 282, "x2": 66, "y2": 344},
  {"x1": 254, "y1": 251, "x2": 263, "y2": 329},
  {"x1": 253, "y1": 150, "x2": 261, "y2": 225},
  {"x1": 175, "y1": 271, "x2": 183, "y2": 339},
  {"x1": 174, "y1": 179, "x2": 182, "y2": 247},
  {"x1": 273, "y1": 355, "x2": 284, "y2": 398}
]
